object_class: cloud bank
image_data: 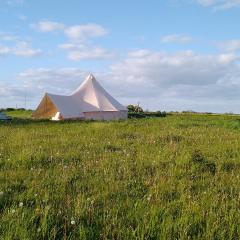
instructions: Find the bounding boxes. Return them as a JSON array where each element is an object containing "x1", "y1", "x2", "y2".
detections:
[{"x1": 2, "y1": 50, "x2": 240, "y2": 113}]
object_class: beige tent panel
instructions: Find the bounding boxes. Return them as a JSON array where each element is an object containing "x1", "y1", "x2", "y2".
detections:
[{"x1": 32, "y1": 94, "x2": 58, "y2": 119}]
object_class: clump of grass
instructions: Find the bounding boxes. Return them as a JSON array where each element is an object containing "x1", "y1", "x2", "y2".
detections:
[
  {"x1": 221, "y1": 161, "x2": 239, "y2": 172},
  {"x1": 104, "y1": 144, "x2": 122, "y2": 152},
  {"x1": 191, "y1": 150, "x2": 216, "y2": 175},
  {"x1": 165, "y1": 134, "x2": 182, "y2": 143},
  {"x1": 160, "y1": 189, "x2": 180, "y2": 202},
  {"x1": 119, "y1": 133, "x2": 137, "y2": 140}
]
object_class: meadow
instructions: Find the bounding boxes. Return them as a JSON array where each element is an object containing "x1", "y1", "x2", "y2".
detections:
[{"x1": 1, "y1": 111, "x2": 240, "y2": 239}]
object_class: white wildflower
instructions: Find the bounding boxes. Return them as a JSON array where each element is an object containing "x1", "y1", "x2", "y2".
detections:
[
  {"x1": 19, "y1": 202, "x2": 23, "y2": 207},
  {"x1": 147, "y1": 194, "x2": 152, "y2": 201},
  {"x1": 71, "y1": 218, "x2": 76, "y2": 225}
]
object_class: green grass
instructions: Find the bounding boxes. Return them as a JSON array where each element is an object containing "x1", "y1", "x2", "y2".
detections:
[
  {"x1": 3, "y1": 109, "x2": 33, "y2": 119},
  {"x1": 1, "y1": 112, "x2": 240, "y2": 239}
]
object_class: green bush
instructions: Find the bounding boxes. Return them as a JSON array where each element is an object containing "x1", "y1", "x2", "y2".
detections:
[
  {"x1": 127, "y1": 105, "x2": 143, "y2": 113},
  {"x1": 128, "y1": 111, "x2": 167, "y2": 119}
]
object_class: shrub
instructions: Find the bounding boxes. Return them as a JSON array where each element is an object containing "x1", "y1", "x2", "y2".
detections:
[
  {"x1": 127, "y1": 105, "x2": 135, "y2": 112},
  {"x1": 128, "y1": 111, "x2": 167, "y2": 119},
  {"x1": 127, "y1": 105, "x2": 143, "y2": 113}
]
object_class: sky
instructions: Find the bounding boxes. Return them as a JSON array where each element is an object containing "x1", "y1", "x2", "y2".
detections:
[{"x1": 1, "y1": 0, "x2": 240, "y2": 113}]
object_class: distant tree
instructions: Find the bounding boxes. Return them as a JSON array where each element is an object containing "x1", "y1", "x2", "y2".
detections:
[
  {"x1": 127, "y1": 105, "x2": 136, "y2": 112},
  {"x1": 6, "y1": 108, "x2": 15, "y2": 111},
  {"x1": 134, "y1": 105, "x2": 143, "y2": 113},
  {"x1": 127, "y1": 105, "x2": 143, "y2": 113}
]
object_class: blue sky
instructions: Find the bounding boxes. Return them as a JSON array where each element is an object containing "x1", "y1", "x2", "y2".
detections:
[{"x1": 1, "y1": 0, "x2": 240, "y2": 112}]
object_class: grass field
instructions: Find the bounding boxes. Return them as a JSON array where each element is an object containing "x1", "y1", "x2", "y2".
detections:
[{"x1": 1, "y1": 111, "x2": 240, "y2": 239}]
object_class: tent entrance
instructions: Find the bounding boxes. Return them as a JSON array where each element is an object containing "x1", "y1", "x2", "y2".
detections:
[{"x1": 32, "y1": 94, "x2": 58, "y2": 119}]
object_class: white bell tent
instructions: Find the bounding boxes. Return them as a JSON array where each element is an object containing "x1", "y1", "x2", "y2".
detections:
[{"x1": 33, "y1": 74, "x2": 128, "y2": 120}]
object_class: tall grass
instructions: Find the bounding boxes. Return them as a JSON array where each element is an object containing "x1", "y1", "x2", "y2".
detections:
[{"x1": 1, "y1": 113, "x2": 240, "y2": 239}]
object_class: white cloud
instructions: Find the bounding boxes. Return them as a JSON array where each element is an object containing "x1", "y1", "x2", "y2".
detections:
[
  {"x1": 0, "y1": 82, "x2": 26, "y2": 98},
  {"x1": 161, "y1": 34, "x2": 192, "y2": 44},
  {"x1": 18, "y1": 14, "x2": 27, "y2": 21},
  {"x1": 1, "y1": 0, "x2": 25, "y2": 7},
  {"x1": 61, "y1": 24, "x2": 109, "y2": 60},
  {"x1": 128, "y1": 49, "x2": 152, "y2": 58},
  {"x1": 64, "y1": 24, "x2": 107, "y2": 41},
  {"x1": 0, "y1": 68, "x2": 88, "y2": 107},
  {"x1": 218, "y1": 40, "x2": 240, "y2": 52},
  {"x1": 106, "y1": 50, "x2": 240, "y2": 112},
  {"x1": 196, "y1": 0, "x2": 240, "y2": 9},
  {"x1": 0, "y1": 41, "x2": 43, "y2": 57},
  {"x1": 110, "y1": 50, "x2": 238, "y2": 89},
  {"x1": 0, "y1": 31, "x2": 43, "y2": 58},
  {"x1": 218, "y1": 53, "x2": 237, "y2": 63},
  {"x1": 18, "y1": 68, "x2": 87, "y2": 91},
  {"x1": 32, "y1": 20, "x2": 110, "y2": 60},
  {"x1": 0, "y1": 32, "x2": 17, "y2": 41},
  {"x1": 59, "y1": 43, "x2": 114, "y2": 60},
  {"x1": 13, "y1": 41, "x2": 43, "y2": 57},
  {"x1": 0, "y1": 45, "x2": 11, "y2": 55},
  {"x1": 33, "y1": 21, "x2": 107, "y2": 41},
  {"x1": 33, "y1": 20, "x2": 65, "y2": 32},
  {"x1": 197, "y1": 0, "x2": 216, "y2": 6}
]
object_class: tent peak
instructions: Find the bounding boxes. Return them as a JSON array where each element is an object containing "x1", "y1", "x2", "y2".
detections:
[
  {"x1": 71, "y1": 73, "x2": 97, "y2": 95},
  {"x1": 86, "y1": 73, "x2": 96, "y2": 82}
]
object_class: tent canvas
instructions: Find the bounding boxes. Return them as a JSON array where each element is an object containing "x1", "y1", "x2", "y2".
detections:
[{"x1": 33, "y1": 74, "x2": 128, "y2": 120}]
